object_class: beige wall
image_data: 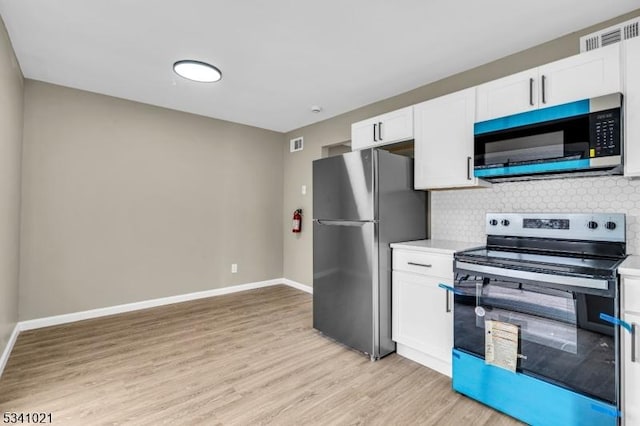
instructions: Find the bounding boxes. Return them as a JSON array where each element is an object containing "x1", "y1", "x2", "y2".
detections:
[
  {"x1": 20, "y1": 81, "x2": 284, "y2": 320},
  {"x1": 282, "y1": 9, "x2": 640, "y2": 286},
  {"x1": 0, "y1": 17, "x2": 23, "y2": 355}
]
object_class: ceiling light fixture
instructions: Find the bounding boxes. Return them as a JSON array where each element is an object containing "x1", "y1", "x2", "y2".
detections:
[{"x1": 173, "y1": 60, "x2": 222, "y2": 83}]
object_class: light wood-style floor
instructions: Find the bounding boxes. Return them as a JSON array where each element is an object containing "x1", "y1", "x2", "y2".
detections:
[{"x1": 0, "y1": 285, "x2": 522, "y2": 425}]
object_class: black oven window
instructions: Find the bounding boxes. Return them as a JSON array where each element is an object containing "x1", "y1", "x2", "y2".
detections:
[{"x1": 454, "y1": 273, "x2": 616, "y2": 404}]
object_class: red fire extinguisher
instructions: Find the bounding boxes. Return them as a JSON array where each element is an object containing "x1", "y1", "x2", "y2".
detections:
[{"x1": 292, "y1": 209, "x2": 302, "y2": 233}]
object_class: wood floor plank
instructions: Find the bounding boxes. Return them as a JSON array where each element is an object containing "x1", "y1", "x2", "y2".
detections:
[{"x1": 0, "y1": 285, "x2": 522, "y2": 425}]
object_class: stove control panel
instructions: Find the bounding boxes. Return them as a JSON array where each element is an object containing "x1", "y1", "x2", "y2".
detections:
[{"x1": 486, "y1": 213, "x2": 625, "y2": 242}]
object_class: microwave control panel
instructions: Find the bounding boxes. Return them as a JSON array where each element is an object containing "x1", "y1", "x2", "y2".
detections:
[{"x1": 590, "y1": 108, "x2": 621, "y2": 157}]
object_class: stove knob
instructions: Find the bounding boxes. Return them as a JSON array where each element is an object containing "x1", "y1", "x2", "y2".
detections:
[
  {"x1": 489, "y1": 219, "x2": 498, "y2": 226},
  {"x1": 587, "y1": 221, "x2": 599, "y2": 230},
  {"x1": 605, "y1": 221, "x2": 617, "y2": 230},
  {"x1": 501, "y1": 219, "x2": 510, "y2": 227}
]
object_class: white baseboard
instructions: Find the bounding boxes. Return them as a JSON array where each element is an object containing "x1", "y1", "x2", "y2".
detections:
[
  {"x1": 0, "y1": 324, "x2": 20, "y2": 378},
  {"x1": 19, "y1": 278, "x2": 312, "y2": 331},
  {"x1": 282, "y1": 278, "x2": 313, "y2": 294},
  {"x1": 1, "y1": 277, "x2": 312, "y2": 378}
]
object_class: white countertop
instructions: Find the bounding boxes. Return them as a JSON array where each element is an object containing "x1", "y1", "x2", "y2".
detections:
[
  {"x1": 618, "y1": 255, "x2": 640, "y2": 276},
  {"x1": 390, "y1": 239, "x2": 482, "y2": 255}
]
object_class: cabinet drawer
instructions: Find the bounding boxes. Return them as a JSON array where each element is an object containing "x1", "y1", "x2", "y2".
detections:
[
  {"x1": 392, "y1": 250, "x2": 453, "y2": 278},
  {"x1": 623, "y1": 278, "x2": 640, "y2": 314}
]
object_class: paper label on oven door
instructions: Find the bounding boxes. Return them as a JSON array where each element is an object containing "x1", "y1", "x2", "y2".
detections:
[{"x1": 485, "y1": 320, "x2": 519, "y2": 373}]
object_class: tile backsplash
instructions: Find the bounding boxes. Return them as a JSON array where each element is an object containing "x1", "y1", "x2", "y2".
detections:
[{"x1": 430, "y1": 175, "x2": 640, "y2": 254}]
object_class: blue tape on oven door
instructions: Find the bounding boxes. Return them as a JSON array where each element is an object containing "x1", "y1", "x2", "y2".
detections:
[
  {"x1": 438, "y1": 283, "x2": 464, "y2": 295},
  {"x1": 590, "y1": 403, "x2": 621, "y2": 418},
  {"x1": 599, "y1": 313, "x2": 633, "y2": 332}
]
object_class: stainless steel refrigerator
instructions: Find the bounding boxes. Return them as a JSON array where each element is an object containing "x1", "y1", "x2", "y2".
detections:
[{"x1": 312, "y1": 148, "x2": 427, "y2": 360}]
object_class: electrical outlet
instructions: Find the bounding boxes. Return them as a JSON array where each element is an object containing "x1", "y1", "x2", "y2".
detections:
[
  {"x1": 301, "y1": 185, "x2": 307, "y2": 195},
  {"x1": 231, "y1": 263, "x2": 238, "y2": 273}
]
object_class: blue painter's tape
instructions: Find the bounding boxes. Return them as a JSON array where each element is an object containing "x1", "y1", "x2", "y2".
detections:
[
  {"x1": 474, "y1": 159, "x2": 590, "y2": 178},
  {"x1": 452, "y1": 349, "x2": 618, "y2": 426},
  {"x1": 590, "y1": 403, "x2": 621, "y2": 418},
  {"x1": 599, "y1": 313, "x2": 633, "y2": 332},
  {"x1": 438, "y1": 283, "x2": 463, "y2": 295},
  {"x1": 474, "y1": 99, "x2": 590, "y2": 135}
]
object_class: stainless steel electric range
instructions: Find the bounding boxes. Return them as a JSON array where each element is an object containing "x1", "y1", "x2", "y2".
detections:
[{"x1": 449, "y1": 213, "x2": 627, "y2": 426}]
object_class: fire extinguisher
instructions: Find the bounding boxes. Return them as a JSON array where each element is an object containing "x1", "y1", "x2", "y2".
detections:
[{"x1": 292, "y1": 209, "x2": 302, "y2": 233}]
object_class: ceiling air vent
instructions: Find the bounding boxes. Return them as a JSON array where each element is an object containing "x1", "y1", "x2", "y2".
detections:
[
  {"x1": 580, "y1": 17, "x2": 640, "y2": 52},
  {"x1": 290, "y1": 137, "x2": 304, "y2": 153}
]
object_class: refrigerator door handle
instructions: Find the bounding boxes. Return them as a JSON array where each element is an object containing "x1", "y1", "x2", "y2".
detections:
[{"x1": 314, "y1": 219, "x2": 377, "y2": 226}]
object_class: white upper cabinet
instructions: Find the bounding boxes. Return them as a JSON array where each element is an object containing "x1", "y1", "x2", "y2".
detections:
[
  {"x1": 539, "y1": 43, "x2": 621, "y2": 108},
  {"x1": 476, "y1": 44, "x2": 621, "y2": 122},
  {"x1": 624, "y1": 35, "x2": 640, "y2": 177},
  {"x1": 414, "y1": 87, "x2": 489, "y2": 189},
  {"x1": 476, "y1": 69, "x2": 538, "y2": 122},
  {"x1": 351, "y1": 106, "x2": 413, "y2": 151}
]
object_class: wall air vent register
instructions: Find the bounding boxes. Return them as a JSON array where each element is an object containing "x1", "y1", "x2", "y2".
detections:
[
  {"x1": 580, "y1": 17, "x2": 639, "y2": 52},
  {"x1": 290, "y1": 137, "x2": 304, "y2": 153}
]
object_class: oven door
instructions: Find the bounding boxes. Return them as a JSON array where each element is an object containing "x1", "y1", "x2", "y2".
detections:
[{"x1": 453, "y1": 269, "x2": 617, "y2": 405}]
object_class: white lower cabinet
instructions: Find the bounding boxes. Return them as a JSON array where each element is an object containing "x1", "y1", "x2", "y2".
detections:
[
  {"x1": 622, "y1": 311, "x2": 639, "y2": 426},
  {"x1": 619, "y1": 272, "x2": 640, "y2": 425},
  {"x1": 392, "y1": 249, "x2": 453, "y2": 376}
]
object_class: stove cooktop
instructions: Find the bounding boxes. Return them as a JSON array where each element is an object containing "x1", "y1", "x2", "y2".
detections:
[{"x1": 455, "y1": 247, "x2": 625, "y2": 278}]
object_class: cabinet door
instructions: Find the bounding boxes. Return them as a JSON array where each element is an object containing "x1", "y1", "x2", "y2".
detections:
[
  {"x1": 538, "y1": 43, "x2": 621, "y2": 109},
  {"x1": 351, "y1": 117, "x2": 378, "y2": 151},
  {"x1": 623, "y1": 312, "x2": 640, "y2": 426},
  {"x1": 377, "y1": 106, "x2": 413, "y2": 145},
  {"x1": 475, "y1": 69, "x2": 538, "y2": 122},
  {"x1": 392, "y1": 270, "x2": 452, "y2": 363},
  {"x1": 414, "y1": 88, "x2": 487, "y2": 189},
  {"x1": 624, "y1": 36, "x2": 640, "y2": 177},
  {"x1": 351, "y1": 106, "x2": 413, "y2": 151}
]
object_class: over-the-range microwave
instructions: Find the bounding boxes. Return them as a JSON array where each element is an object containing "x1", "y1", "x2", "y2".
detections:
[{"x1": 473, "y1": 93, "x2": 622, "y2": 182}]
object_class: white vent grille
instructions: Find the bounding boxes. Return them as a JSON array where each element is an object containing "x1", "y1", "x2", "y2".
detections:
[
  {"x1": 580, "y1": 17, "x2": 640, "y2": 52},
  {"x1": 584, "y1": 36, "x2": 600, "y2": 52},
  {"x1": 601, "y1": 29, "x2": 621, "y2": 47},
  {"x1": 290, "y1": 137, "x2": 303, "y2": 152},
  {"x1": 625, "y1": 21, "x2": 639, "y2": 40}
]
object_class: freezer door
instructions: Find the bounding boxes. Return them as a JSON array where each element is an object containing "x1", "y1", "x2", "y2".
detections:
[
  {"x1": 313, "y1": 220, "x2": 376, "y2": 356},
  {"x1": 313, "y1": 149, "x2": 375, "y2": 221}
]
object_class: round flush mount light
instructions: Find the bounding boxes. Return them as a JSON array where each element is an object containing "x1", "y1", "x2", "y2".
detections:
[
  {"x1": 310, "y1": 105, "x2": 322, "y2": 113},
  {"x1": 173, "y1": 60, "x2": 222, "y2": 83}
]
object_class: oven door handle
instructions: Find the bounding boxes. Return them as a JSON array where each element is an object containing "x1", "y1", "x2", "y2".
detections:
[{"x1": 599, "y1": 313, "x2": 633, "y2": 333}]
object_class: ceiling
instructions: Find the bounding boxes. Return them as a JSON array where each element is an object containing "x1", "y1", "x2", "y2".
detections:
[{"x1": 0, "y1": 1, "x2": 638, "y2": 132}]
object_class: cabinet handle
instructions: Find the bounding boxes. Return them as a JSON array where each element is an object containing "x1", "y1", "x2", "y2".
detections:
[
  {"x1": 378, "y1": 122, "x2": 383, "y2": 141},
  {"x1": 633, "y1": 323, "x2": 638, "y2": 363},
  {"x1": 467, "y1": 156, "x2": 472, "y2": 180},
  {"x1": 373, "y1": 123, "x2": 377, "y2": 142},
  {"x1": 408, "y1": 262, "x2": 432, "y2": 268},
  {"x1": 541, "y1": 75, "x2": 547, "y2": 104},
  {"x1": 529, "y1": 78, "x2": 534, "y2": 106},
  {"x1": 445, "y1": 290, "x2": 451, "y2": 313}
]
